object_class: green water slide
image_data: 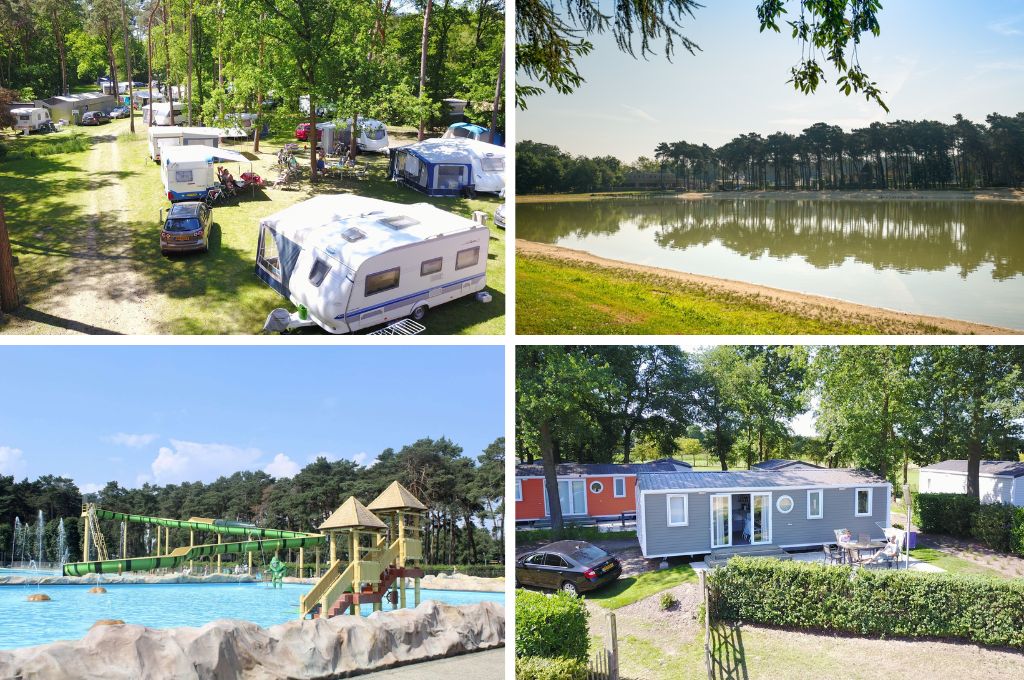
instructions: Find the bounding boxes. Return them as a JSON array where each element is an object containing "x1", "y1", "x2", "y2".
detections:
[{"x1": 63, "y1": 508, "x2": 324, "y2": 576}]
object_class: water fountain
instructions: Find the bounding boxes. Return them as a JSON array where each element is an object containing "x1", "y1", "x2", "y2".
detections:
[
  {"x1": 9, "y1": 517, "x2": 19, "y2": 566},
  {"x1": 56, "y1": 518, "x2": 69, "y2": 572},
  {"x1": 36, "y1": 510, "x2": 45, "y2": 567},
  {"x1": 120, "y1": 521, "x2": 127, "y2": 559}
]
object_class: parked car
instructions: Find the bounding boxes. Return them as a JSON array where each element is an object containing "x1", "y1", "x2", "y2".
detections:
[
  {"x1": 160, "y1": 201, "x2": 213, "y2": 254},
  {"x1": 108, "y1": 106, "x2": 130, "y2": 119},
  {"x1": 494, "y1": 189, "x2": 506, "y2": 229},
  {"x1": 80, "y1": 111, "x2": 110, "y2": 126},
  {"x1": 515, "y1": 540, "x2": 622, "y2": 595},
  {"x1": 294, "y1": 122, "x2": 321, "y2": 142}
]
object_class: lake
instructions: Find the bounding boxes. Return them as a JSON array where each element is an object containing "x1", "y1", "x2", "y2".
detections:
[{"x1": 517, "y1": 197, "x2": 1024, "y2": 330}]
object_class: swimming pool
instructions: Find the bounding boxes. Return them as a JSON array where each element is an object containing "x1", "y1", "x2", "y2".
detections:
[
  {"x1": 0, "y1": 583, "x2": 504, "y2": 649},
  {"x1": 0, "y1": 568, "x2": 59, "y2": 577}
]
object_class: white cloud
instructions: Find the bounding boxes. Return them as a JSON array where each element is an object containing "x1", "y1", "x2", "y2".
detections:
[
  {"x1": 0, "y1": 446, "x2": 27, "y2": 477},
  {"x1": 352, "y1": 451, "x2": 378, "y2": 468},
  {"x1": 105, "y1": 433, "x2": 160, "y2": 448},
  {"x1": 150, "y1": 440, "x2": 265, "y2": 484},
  {"x1": 989, "y1": 15, "x2": 1024, "y2": 36},
  {"x1": 265, "y1": 453, "x2": 301, "y2": 479},
  {"x1": 622, "y1": 104, "x2": 657, "y2": 123},
  {"x1": 80, "y1": 482, "x2": 103, "y2": 494}
]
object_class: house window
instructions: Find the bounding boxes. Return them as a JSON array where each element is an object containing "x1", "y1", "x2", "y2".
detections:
[
  {"x1": 613, "y1": 477, "x2": 626, "y2": 498},
  {"x1": 776, "y1": 495, "x2": 794, "y2": 514},
  {"x1": 420, "y1": 257, "x2": 443, "y2": 276},
  {"x1": 807, "y1": 489, "x2": 823, "y2": 519},
  {"x1": 855, "y1": 488, "x2": 873, "y2": 517},
  {"x1": 589, "y1": 481, "x2": 604, "y2": 494},
  {"x1": 515, "y1": 480, "x2": 522, "y2": 502},
  {"x1": 666, "y1": 494, "x2": 688, "y2": 526},
  {"x1": 455, "y1": 247, "x2": 480, "y2": 270},
  {"x1": 365, "y1": 267, "x2": 400, "y2": 296}
]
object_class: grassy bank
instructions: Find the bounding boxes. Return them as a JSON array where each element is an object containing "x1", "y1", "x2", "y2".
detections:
[
  {"x1": 587, "y1": 564, "x2": 698, "y2": 609},
  {"x1": 516, "y1": 251, "x2": 922, "y2": 335}
]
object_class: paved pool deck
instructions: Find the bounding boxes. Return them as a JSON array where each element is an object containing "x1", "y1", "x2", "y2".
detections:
[{"x1": 689, "y1": 549, "x2": 943, "y2": 573}]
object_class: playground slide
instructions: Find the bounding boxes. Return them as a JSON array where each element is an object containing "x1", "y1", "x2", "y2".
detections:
[{"x1": 63, "y1": 508, "x2": 324, "y2": 576}]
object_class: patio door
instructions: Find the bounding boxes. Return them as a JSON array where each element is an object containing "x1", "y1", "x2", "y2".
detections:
[
  {"x1": 557, "y1": 479, "x2": 586, "y2": 517},
  {"x1": 711, "y1": 494, "x2": 731, "y2": 548},
  {"x1": 750, "y1": 493, "x2": 771, "y2": 544}
]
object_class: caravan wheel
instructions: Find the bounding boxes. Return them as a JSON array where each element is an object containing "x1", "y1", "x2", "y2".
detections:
[{"x1": 411, "y1": 304, "x2": 428, "y2": 322}]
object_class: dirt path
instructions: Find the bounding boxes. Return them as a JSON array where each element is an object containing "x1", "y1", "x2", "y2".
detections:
[
  {"x1": 518, "y1": 240, "x2": 1018, "y2": 335},
  {"x1": 15, "y1": 122, "x2": 159, "y2": 334}
]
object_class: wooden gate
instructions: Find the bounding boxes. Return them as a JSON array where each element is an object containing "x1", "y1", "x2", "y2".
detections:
[{"x1": 587, "y1": 610, "x2": 619, "y2": 680}]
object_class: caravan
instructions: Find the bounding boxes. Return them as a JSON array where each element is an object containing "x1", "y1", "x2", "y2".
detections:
[
  {"x1": 256, "y1": 195, "x2": 489, "y2": 334},
  {"x1": 11, "y1": 107, "x2": 51, "y2": 134},
  {"x1": 161, "y1": 145, "x2": 249, "y2": 202},
  {"x1": 390, "y1": 137, "x2": 505, "y2": 197},
  {"x1": 442, "y1": 122, "x2": 502, "y2": 145},
  {"x1": 143, "y1": 102, "x2": 186, "y2": 125},
  {"x1": 340, "y1": 118, "x2": 390, "y2": 152},
  {"x1": 148, "y1": 126, "x2": 222, "y2": 161}
]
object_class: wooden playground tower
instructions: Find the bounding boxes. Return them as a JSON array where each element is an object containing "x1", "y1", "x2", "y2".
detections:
[{"x1": 299, "y1": 481, "x2": 427, "y2": 619}]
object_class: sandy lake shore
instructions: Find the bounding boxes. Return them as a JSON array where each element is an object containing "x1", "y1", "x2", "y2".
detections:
[
  {"x1": 517, "y1": 188, "x2": 1024, "y2": 203},
  {"x1": 517, "y1": 240, "x2": 1020, "y2": 335}
]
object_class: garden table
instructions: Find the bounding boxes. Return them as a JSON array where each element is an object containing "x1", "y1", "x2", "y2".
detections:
[{"x1": 837, "y1": 538, "x2": 886, "y2": 565}]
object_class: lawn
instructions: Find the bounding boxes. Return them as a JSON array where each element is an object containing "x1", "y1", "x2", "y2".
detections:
[
  {"x1": 0, "y1": 118, "x2": 504, "y2": 335},
  {"x1": 909, "y1": 548, "x2": 1006, "y2": 578},
  {"x1": 516, "y1": 251, "x2": 934, "y2": 335},
  {"x1": 586, "y1": 564, "x2": 697, "y2": 609}
]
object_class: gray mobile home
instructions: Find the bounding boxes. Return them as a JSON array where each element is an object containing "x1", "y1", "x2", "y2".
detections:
[
  {"x1": 637, "y1": 468, "x2": 891, "y2": 558},
  {"x1": 751, "y1": 458, "x2": 823, "y2": 471}
]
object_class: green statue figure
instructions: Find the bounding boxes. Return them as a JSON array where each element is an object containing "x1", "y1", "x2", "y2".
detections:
[{"x1": 268, "y1": 555, "x2": 287, "y2": 588}]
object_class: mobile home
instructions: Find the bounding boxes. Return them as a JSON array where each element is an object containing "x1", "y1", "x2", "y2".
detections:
[
  {"x1": 636, "y1": 468, "x2": 891, "y2": 558},
  {"x1": 919, "y1": 460, "x2": 1024, "y2": 506},
  {"x1": 255, "y1": 194, "x2": 489, "y2": 334},
  {"x1": 390, "y1": 138, "x2": 505, "y2": 197},
  {"x1": 516, "y1": 459, "x2": 692, "y2": 525},
  {"x1": 161, "y1": 145, "x2": 248, "y2": 202},
  {"x1": 40, "y1": 92, "x2": 116, "y2": 124},
  {"x1": 339, "y1": 118, "x2": 390, "y2": 152},
  {"x1": 143, "y1": 102, "x2": 186, "y2": 126},
  {"x1": 11, "y1": 107, "x2": 51, "y2": 133},
  {"x1": 148, "y1": 126, "x2": 222, "y2": 161}
]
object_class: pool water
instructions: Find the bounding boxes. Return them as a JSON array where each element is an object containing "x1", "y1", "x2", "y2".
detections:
[
  {"x1": 0, "y1": 584, "x2": 503, "y2": 649},
  {"x1": 0, "y1": 568, "x2": 59, "y2": 576}
]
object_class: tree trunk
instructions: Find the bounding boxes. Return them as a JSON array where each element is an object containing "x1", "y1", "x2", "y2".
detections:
[
  {"x1": 104, "y1": 23, "x2": 119, "y2": 99},
  {"x1": 185, "y1": 1, "x2": 193, "y2": 125},
  {"x1": 488, "y1": 43, "x2": 503, "y2": 144},
  {"x1": 540, "y1": 421, "x2": 564, "y2": 536},
  {"x1": 417, "y1": 0, "x2": 433, "y2": 141},
  {"x1": 253, "y1": 29, "x2": 264, "y2": 153},
  {"x1": 715, "y1": 423, "x2": 729, "y2": 471},
  {"x1": 308, "y1": 95, "x2": 318, "y2": 181},
  {"x1": 50, "y1": 6, "x2": 68, "y2": 96},
  {"x1": 0, "y1": 203, "x2": 20, "y2": 313},
  {"x1": 120, "y1": 0, "x2": 135, "y2": 133},
  {"x1": 147, "y1": 2, "x2": 159, "y2": 129},
  {"x1": 622, "y1": 426, "x2": 633, "y2": 464},
  {"x1": 163, "y1": 2, "x2": 172, "y2": 107}
]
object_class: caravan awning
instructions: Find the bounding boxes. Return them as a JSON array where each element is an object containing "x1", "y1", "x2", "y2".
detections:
[{"x1": 164, "y1": 145, "x2": 249, "y2": 163}]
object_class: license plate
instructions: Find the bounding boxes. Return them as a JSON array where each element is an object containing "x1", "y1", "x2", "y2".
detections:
[
  {"x1": 601, "y1": 563, "x2": 615, "y2": 573},
  {"x1": 174, "y1": 235, "x2": 195, "y2": 241}
]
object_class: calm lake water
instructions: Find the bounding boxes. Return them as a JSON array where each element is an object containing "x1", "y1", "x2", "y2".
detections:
[{"x1": 517, "y1": 197, "x2": 1024, "y2": 329}]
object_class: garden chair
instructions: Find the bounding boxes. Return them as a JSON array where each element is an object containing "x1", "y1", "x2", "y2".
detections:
[{"x1": 822, "y1": 544, "x2": 842, "y2": 565}]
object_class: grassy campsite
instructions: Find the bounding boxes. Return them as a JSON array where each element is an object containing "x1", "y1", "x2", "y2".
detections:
[{"x1": 0, "y1": 1, "x2": 505, "y2": 336}]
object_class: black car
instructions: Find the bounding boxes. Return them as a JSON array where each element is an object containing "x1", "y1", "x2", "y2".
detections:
[
  {"x1": 160, "y1": 201, "x2": 212, "y2": 254},
  {"x1": 515, "y1": 540, "x2": 622, "y2": 595}
]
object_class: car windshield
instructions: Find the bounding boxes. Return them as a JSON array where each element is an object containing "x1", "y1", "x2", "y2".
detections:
[
  {"x1": 568, "y1": 546, "x2": 608, "y2": 564},
  {"x1": 164, "y1": 217, "x2": 201, "y2": 233}
]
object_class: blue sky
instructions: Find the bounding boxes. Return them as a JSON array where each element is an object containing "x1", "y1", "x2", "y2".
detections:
[
  {"x1": 0, "y1": 345, "x2": 504, "y2": 491},
  {"x1": 519, "y1": 0, "x2": 1024, "y2": 159}
]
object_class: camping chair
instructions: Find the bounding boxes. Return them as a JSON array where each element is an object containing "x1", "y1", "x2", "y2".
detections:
[{"x1": 822, "y1": 544, "x2": 842, "y2": 565}]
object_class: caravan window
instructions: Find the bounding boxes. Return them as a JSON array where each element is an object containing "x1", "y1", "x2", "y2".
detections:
[
  {"x1": 365, "y1": 267, "x2": 400, "y2": 296},
  {"x1": 480, "y1": 156, "x2": 504, "y2": 173},
  {"x1": 380, "y1": 215, "x2": 419, "y2": 230},
  {"x1": 365, "y1": 125, "x2": 386, "y2": 141},
  {"x1": 455, "y1": 247, "x2": 480, "y2": 271},
  {"x1": 308, "y1": 257, "x2": 331, "y2": 287},
  {"x1": 436, "y1": 165, "x2": 465, "y2": 190},
  {"x1": 257, "y1": 225, "x2": 282, "y2": 281},
  {"x1": 175, "y1": 170, "x2": 193, "y2": 183},
  {"x1": 420, "y1": 257, "x2": 443, "y2": 276},
  {"x1": 451, "y1": 126, "x2": 472, "y2": 138}
]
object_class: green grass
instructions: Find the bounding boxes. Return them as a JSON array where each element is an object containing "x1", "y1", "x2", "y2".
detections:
[
  {"x1": 909, "y1": 548, "x2": 1005, "y2": 577},
  {"x1": 0, "y1": 119, "x2": 504, "y2": 334},
  {"x1": 0, "y1": 132, "x2": 91, "y2": 159},
  {"x1": 516, "y1": 252, "x2": 941, "y2": 335},
  {"x1": 516, "y1": 527, "x2": 636, "y2": 543},
  {"x1": 587, "y1": 563, "x2": 698, "y2": 609}
]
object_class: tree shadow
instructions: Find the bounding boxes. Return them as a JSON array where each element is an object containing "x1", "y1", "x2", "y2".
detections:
[
  {"x1": 708, "y1": 621, "x2": 748, "y2": 680},
  {"x1": 7, "y1": 306, "x2": 122, "y2": 335}
]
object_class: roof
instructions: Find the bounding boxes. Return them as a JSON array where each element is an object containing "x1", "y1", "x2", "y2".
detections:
[
  {"x1": 920, "y1": 460, "x2": 1024, "y2": 478},
  {"x1": 168, "y1": 202, "x2": 203, "y2": 217},
  {"x1": 751, "y1": 459, "x2": 823, "y2": 471},
  {"x1": 448, "y1": 122, "x2": 488, "y2": 134},
  {"x1": 318, "y1": 497, "x2": 387, "y2": 531},
  {"x1": 399, "y1": 137, "x2": 504, "y2": 164},
  {"x1": 638, "y1": 467, "x2": 887, "y2": 492},
  {"x1": 162, "y1": 145, "x2": 249, "y2": 164},
  {"x1": 367, "y1": 481, "x2": 427, "y2": 511},
  {"x1": 41, "y1": 92, "x2": 115, "y2": 106},
  {"x1": 516, "y1": 458, "x2": 692, "y2": 478},
  {"x1": 258, "y1": 194, "x2": 482, "y2": 271}
]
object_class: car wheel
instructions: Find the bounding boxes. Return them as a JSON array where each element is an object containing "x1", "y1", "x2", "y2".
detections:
[
  {"x1": 411, "y1": 304, "x2": 428, "y2": 322},
  {"x1": 561, "y1": 581, "x2": 578, "y2": 596}
]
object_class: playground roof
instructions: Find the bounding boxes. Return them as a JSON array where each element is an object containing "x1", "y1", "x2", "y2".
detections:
[
  {"x1": 367, "y1": 481, "x2": 427, "y2": 511},
  {"x1": 319, "y1": 497, "x2": 387, "y2": 530}
]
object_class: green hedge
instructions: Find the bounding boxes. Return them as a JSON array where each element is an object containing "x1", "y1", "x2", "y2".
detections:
[
  {"x1": 914, "y1": 493, "x2": 979, "y2": 537},
  {"x1": 515, "y1": 589, "x2": 589, "y2": 661},
  {"x1": 515, "y1": 656, "x2": 587, "y2": 680},
  {"x1": 971, "y1": 504, "x2": 1018, "y2": 553},
  {"x1": 709, "y1": 557, "x2": 1024, "y2": 648}
]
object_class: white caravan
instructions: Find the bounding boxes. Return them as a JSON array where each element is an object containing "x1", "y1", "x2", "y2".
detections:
[
  {"x1": 161, "y1": 144, "x2": 248, "y2": 202},
  {"x1": 148, "y1": 126, "x2": 223, "y2": 161},
  {"x1": 256, "y1": 194, "x2": 489, "y2": 334},
  {"x1": 340, "y1": 118, "x2": 390, "y2": 152},
  {"x1": 11, "y1": 107, "x2": 51, "y2": 134},
  {"x1": 143, "y1": 102, "x2": 186, "y2": 125}
]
